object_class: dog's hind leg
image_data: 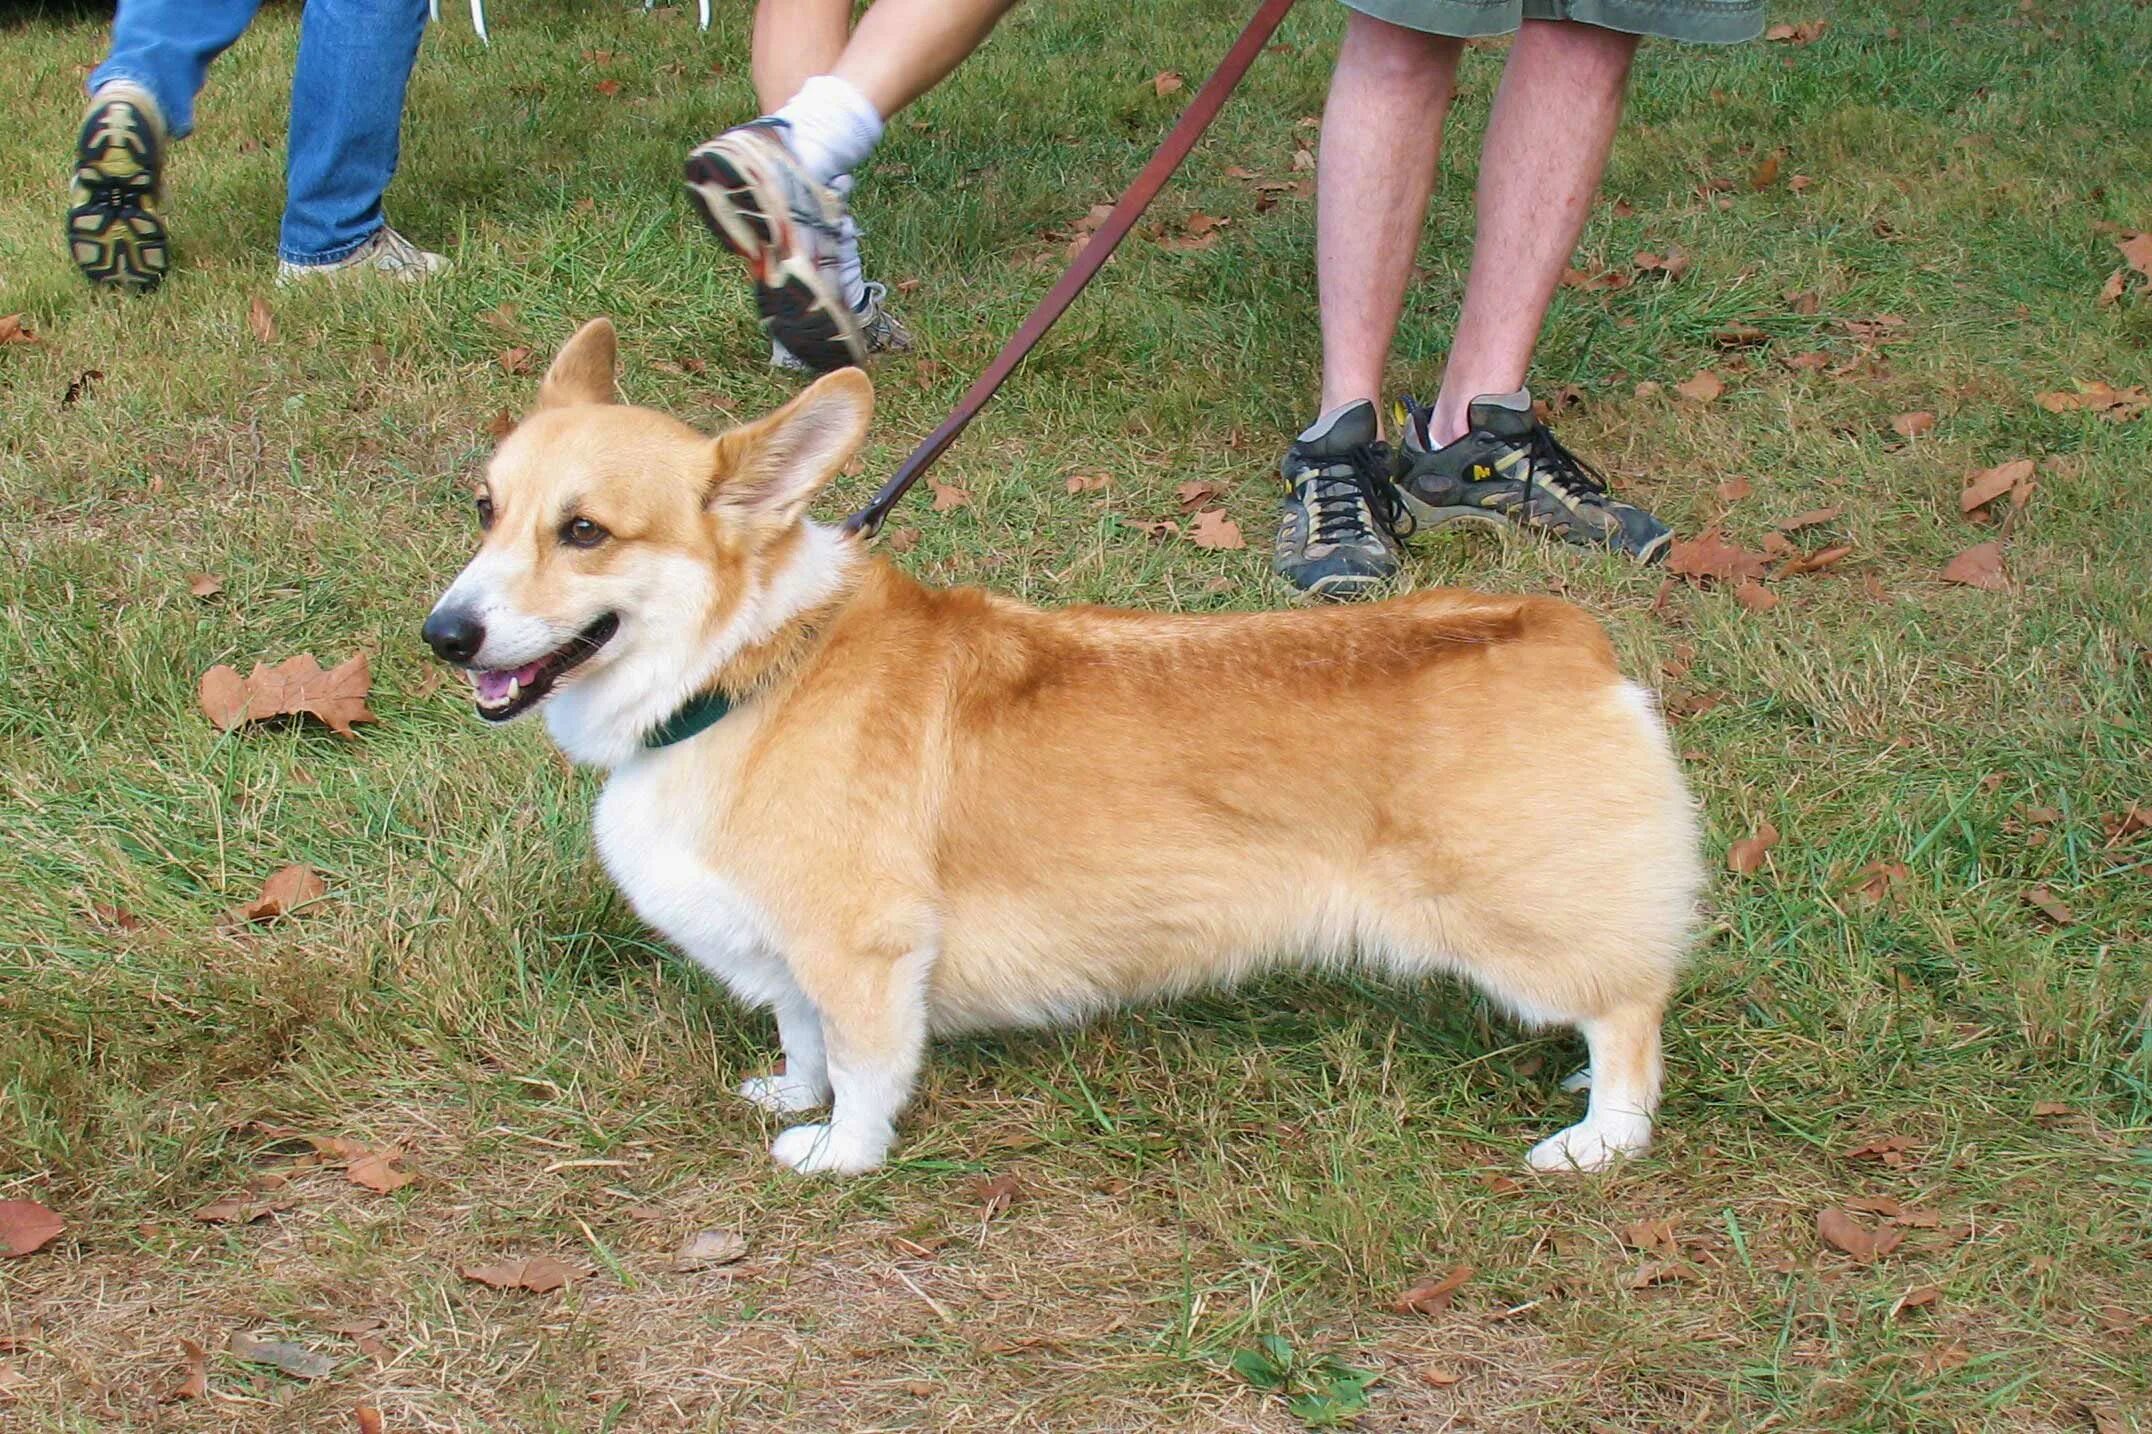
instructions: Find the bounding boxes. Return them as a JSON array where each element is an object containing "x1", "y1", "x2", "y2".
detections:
[
  {"x1": 1525, "y1": 1000, "x2": 1663, "y2": 1172},
  {"x1": 769, "y1": 949, "x2": 933, "y2": 1176},
  {"x1": 738, "y1": 987, "x2": 833, "y2": 1114}
]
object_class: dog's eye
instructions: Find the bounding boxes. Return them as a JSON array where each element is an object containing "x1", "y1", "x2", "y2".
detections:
[
  {"x1": 474, "y1": 494, "x2": 494, "y2": 528},
  {"x1": 561, "y1": 516, "x2": 608, "y2": 549}
]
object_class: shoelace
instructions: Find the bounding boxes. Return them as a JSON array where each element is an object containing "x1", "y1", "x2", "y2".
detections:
[
  {"x1": 370, "y1": 227, "x2": 427, "y2": 270},
  {"x1": 1306, "y1": 442, "x2": 1410, "y2": 546},
  {"x1": 1520, "y1": 423, "x2": 1612, "y2": 503}
]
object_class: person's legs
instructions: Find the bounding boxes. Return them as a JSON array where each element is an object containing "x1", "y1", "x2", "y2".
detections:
[
  {"x1": 89, "y1": 0, "x2": 262, "y2": 138},
  {"x1": 752, "y1": 0, "x2": 851, "y2": 113},
  {"x1": 277, "y1": 0, "x2": 430, "y2": 266},
  {"x1": 825, "y1": 0, "x2": 1019, "y2": 120},
  {"x1": 1425, "y1": 18, "x2": 1637, "y2": 444},
  {"x1": 1315, "y1": 11, "x2": 1463, "y2": 418}
]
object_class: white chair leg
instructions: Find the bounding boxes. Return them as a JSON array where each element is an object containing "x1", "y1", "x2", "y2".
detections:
[
  {"x1": 700, "y1": 0, "x2": 711, "y2": 29},
  {"x1": 428, "y1": 0, "x2": 439, "y2": 22},
  {"x1": 470, "y1": 0, "x2": 489, "y2": 45}
]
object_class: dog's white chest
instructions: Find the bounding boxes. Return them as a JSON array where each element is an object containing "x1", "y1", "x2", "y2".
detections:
[{"x1": 592, "y1": 751, "x2": 793, "y2": 1009}]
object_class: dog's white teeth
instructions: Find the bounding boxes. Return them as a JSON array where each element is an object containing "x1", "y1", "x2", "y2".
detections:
[{"x1": 506, "y1": 676, "x2": 521, "y2": 701}]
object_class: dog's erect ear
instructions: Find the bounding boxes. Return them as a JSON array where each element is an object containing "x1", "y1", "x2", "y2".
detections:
[
  {"x1": 708, "y1": 368, "x2": 874, "y2": 529},
  {"x1": 536, "y1": 318, "x2": 619, "y2": 409}
]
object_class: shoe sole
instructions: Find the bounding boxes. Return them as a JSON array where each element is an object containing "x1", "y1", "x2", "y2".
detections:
[
  {"x1": 1302, "y1": 571, "x2": 1388, "y2": 601},
  {"x1": 683, "y1": 146, "x2": 866, "y2": 374},
  {"x1": 68, "y1": 123, "x2": 166, "y2": 290},
  {"x1": 1398, "y1": 490, "x2": 1671, "y2": 566}
]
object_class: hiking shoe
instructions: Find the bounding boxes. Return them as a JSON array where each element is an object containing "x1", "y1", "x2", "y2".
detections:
[
  {"x1": 1393, "y1": 390, "x2": 1672, "y2": 564},
  {"x1": 685, "y1": 120, "x2": 866, "y2": 373},
  {"x1": 275, "y1": 225, "x2": 448, "y2": 286},
  {"x1": 772, "y1": 280, "x2": 913, "y2": 372},
  {"x1": 68, "y1": 82, "x2": 168, "y2": 290},
  {"x1": 1273, "y1": 400, "x2": 1412, "y2": 600}
]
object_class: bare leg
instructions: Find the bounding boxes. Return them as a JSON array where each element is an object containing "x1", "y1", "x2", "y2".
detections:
[
  {"x1": 827, "y1": 0, "x2": 1020, "y2": 118},
  {"x1": 769, "y1": 951, "x2": 933, "y2": 1175},
  {"x1": 737, "y1": 987, "x2": 832, "y2": 1113},
  {"x1": 751, "y1": 0, "x2": 851, "y2": 111},
  {"x1": 1527, "y1": 1000, "x2": 1662, "y2": 1171},
  {"x1": 1427, "y1": 20, "x2": 1638, "y2": 444},
  {"x1": 1315, "y1": 12, "x2": 1463, "y2": 417}
]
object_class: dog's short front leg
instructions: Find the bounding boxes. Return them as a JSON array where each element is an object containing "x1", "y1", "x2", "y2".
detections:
[
  {"x1": 738, "y1": 990, "x2": 833, "y2": 1114},
  {"x1": 769, "y1": 951, "x2": 932, "y2": 1176}
]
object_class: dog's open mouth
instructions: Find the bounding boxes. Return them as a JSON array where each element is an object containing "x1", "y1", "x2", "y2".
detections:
[{"x1": 468, "y1": 613, "x2": 619, "y2": 722}]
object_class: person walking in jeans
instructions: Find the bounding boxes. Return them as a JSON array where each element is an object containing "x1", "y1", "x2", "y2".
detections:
[
  {"x1": 1273, "y1": 0, "x2": 1761, "y2": 598},
  {"x1": 68, "y1": 0, "x2": 444, "y2": 290}
]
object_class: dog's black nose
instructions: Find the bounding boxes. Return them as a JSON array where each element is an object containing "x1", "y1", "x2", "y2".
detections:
[{"x1": 422, "y1": 608, "x2": 485, "y2": 664}]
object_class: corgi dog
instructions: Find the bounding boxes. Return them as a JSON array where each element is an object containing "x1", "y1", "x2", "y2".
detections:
[{"x1": 423, "y1": 319, "x2": 1703, "y2": 1176}]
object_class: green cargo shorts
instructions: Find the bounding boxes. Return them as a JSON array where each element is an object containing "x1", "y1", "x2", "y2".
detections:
[{"x1": 1343, "y1": 0, "x2": 1763, "y2": 44}]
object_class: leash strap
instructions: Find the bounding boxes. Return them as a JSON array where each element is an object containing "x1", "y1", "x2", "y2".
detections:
[{"x1": 841, "y1": 0, "x2": 1302, "y2": 539}]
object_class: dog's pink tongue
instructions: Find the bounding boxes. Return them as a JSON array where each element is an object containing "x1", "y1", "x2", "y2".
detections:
[{"x1": 472, "y1": 669, "x2": 516, "y2": 702}]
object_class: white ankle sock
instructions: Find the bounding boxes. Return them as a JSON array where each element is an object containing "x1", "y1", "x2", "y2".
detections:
[
  {"x1": 827, "y1": 173, "x2": 867, "y2": 311},
  {"x1": 771, "y1": 75, "x2": 884, "y2": 187}
]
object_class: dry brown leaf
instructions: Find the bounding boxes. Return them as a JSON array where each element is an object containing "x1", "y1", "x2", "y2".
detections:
[
  {"x1": 1891, "y1": 410, "x2": 1936, "y2": 439},
  {"x1": 1779, "y1": 543, "x2": 1854, "y2": 578},
  {"x1": 1713, "y1": 322, "x2": 1770, "y2": 348},
  {"x1": 1733, "y1": 579, "x2": 1779, "y2": 612},
  {"x1": 2036, "y1": 381, "x2": 2147, "y2": 422},
  {"x1": 1674, "y1": 369, "x2": 1725, "y2": 403},
  {"x1": 1940, "y1": 541, "x2": 2007, "y2": 591},
  {"x1": 1748, "y1": 152, "x2": 1782, "y2": 191},
  {"x1": 248, "y1": 295, "x2": 278, "y2": 345},
  {"x1": 0, "y1": 1200, "x2": 64, "y2": 1258},
  {"x1": 165, "y1": 1338, "x2": 211, "y2": 1402},
  {"x1": 193, "y1": 1180, "x2": 291, "y2": 1223},
  {"x1": 199, "y1": 652, "x2": 377, "y2": 737},
  {"x1": 220, "y1": 864, "x2": 327, "y2": 927},
  {"x1": 1894, "y1": 1285, "x2": 1942, "y2": 1317},
  {"x1": 1666, "y1": 529, "x2": 1768, "y2": 584},
  {"x1": 1727, "y1": 821, "x2": 1780, "y2": 874},
  {"x1": 498, "y1": 346, "x2": 534, "y2": 375},
  {"x1": 1633, "y1": 248, "x2": 1691, "y2": 280},
  {"x1": 1776, "y1": 506, "x2": 1843, "y2": 531},
  {"x1": 1190, "y1": 508, "x2": 1245, "y2": 551},
  {"x1": 1765, "y1": 20, "x2": 1828, "y2": 42},
  {"x1": 1418, "y1": 1367, "x2": 1463, "y2": 1388},
  {"x1": 593, "y1": 78, "x2": 621, "y2": 96},
  {"x1": 1817, "y1": 1207, "x2": 1902, "y2": 1262},
  {"x1": 459, "y1": 1256, "x2": 585, "y2": 1293},
  {"x1": 1065, "y1": 473, "x2": 1110, "y2": 494},
  {"x1": 1131, "y1": 517, "x2": 1181, "y2": 540},
  {"x1": 674, "y1": 1229, "x2": 748, "y2": 1270},
  {"x1": 1290, "y1": 146, "x2": 1315, "y2": 172},
  {"x1": 2023, "y1": 885, "x2": 2074, "y2": 925},
  {"x1": 2098, "y1": 269, "x2": 2128, "y2": 307},
  {"x1": 346, "y1": 1151, "x2": 415, "y2": 1194},
  {"x1": 0, "y1": 314, "x2": 39, "y2": 345},
  {"x1": 356, "y1": 1407, "x2": 386, "y2": 1434},
  {"x1": 1151, "y1": 70, "x2": 1184, "y2": 97},
  {"x1": 1391, "y1": 1265, "x2": 1474, "y2": 1315},
  {"x1": 1717, "y1": 476, "x2": 1752, "y2": 502},
  {"x1": 1843, "y1": 1134, "x2": 1917, "y2": 1167},
  {"x1": 886, "y1": 526, "x2": 920, "y2": 554},
  {"x1": 1852, "y1": 860, "x2": 1909, "y2": 904},
  {"x1": 187, "y1": 572, "x2": 225, "y2": 599},
  {"x1": 970, "y1": 1172, "x2": 1022, "y2": 1218},
  {"x1": 2030, "y1": 1100, "x2": 2075, "y2": 1118},
  {"x1": 929, "y1": 479, "x2": 971, "y2": 512},
  {"x1": 1960, "y1": 458, "x2": 2036, "y2": 514},
  {"x1": 1176, "y1": 480, "x2": 1225, "y2": 510},
  {"x1": 1619, "y1": 1218, "x2": 1679, "y2": 1254},
  {"x1": 230, "y1": 1332, "x2": 335, "y2": 1380},
  {"x1": 1627, "y1": 1261, "x2": 1694, "y2": 1288},
  {"x1": 487, "y1": 409, "x2": 516, "y2": 441},
  {"x1": 2119, "y1": 230, "x2": 2152, "y2": 279},
  {"x1": 2101, "y1": 805, "x2": 2149, "y2": 846}
]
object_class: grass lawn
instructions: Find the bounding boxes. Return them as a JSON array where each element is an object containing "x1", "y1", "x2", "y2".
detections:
[{"x1": 3, "y1": 0, "x2": 2150, "y2": 1427}]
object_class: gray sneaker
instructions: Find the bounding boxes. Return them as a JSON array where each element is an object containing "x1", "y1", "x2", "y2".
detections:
[
  {"x1": 1393, "y1": 391, "x2": 1672, "y2": 564},
  {"x1": 275, "y1": 224, "x2": 447, "y2": 286},
  {"x1": 1272, "y1": 400, "x2": 1412, "y2": 600},
  {"x1": 685, "y1": 120, "x2": 866, "y2": 373},
  {"x1": 771, "y1": 280, "x2": 913, "y2": 372}
]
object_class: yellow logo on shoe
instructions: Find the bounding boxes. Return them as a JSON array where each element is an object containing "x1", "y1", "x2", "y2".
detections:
[{"x1": 1472, "y1": 464, "x2": 1493, "y2": 481}]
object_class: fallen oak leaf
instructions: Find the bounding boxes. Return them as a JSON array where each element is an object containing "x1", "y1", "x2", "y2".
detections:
[
  {"x1": 1733, "y1": 579, "x2": 1779, "y2": 612},
  {"x1": 1633, "y1": 248, "x2": 1691, "y2": 279},
  {"x1": 1666, "y1": 529, "x2": 1768, "y2": 584},
  {"x1": 1674, "y1": 369, "x2": 1725, "y2": 403},
  {"x1": 459, "y1": 1256, "x2": 586, "y2": 1293},
  {"x1": 1892, "y1": 1285, "x2": 1942, "y2": 1318},
  {"x1": 220, "y1": 864, "x2": 326, "y2": 926},
  {"x1": 188, "y1": 572, "x2": 224, "y2": 599},
  {"x1": 1748, "y1": 152, "x2": 1781, "y2": 191},
  {"x1": 1391, "y1": 1265, "x2": 1473, "y2": 1315},
  {"x1": 1817, "y1": 1207, "x2": 1902, "y2": 1262},
  {"x1": 1717, "y1": 476, "x2": 1752, "y2": 502},
  {"x1": 1765, "y1": 19, "x2": 1827, "y2": 42},
  {"x1": 1891, "y1": 410, "x2": 1936, "y2": 439},
  {"x1": 165, "y1": 1338, "x2": 210, "y2": 1402},
  {"x1": 2023, "y1": 885, "x2": 2074, "y2": 924},
  {"x1": 674, "y1": 1229, "x2": 748, "y2": 1270},
  {"x1": 2036, "y1": 381, "x2": 2147, "y2": 422},
  {"x1": 1713, "y1": 321, "x2": 1769, "y2": 348},
  {"x1": 1779, "y1": 543, "x2": 1853, "y2": 578},
  {"x1": 248, "y1": 295, "x2": 278, "y2": 345},
  {"x1": 2031, "y1": 1100, "x2": 2075, "y2": 1118},
  {"x1": 345, "y1": 1150, "x2": 415, "y2": 1194},
  {"x1": 1619, "y1": 1218, "x2": 1680, "y2": 1254},
  {"x1": 356, "y1": 1407, "x2": 386, "y2": 1434},
  {"x1": 1151, "y1": 70, "x2": 1184, "y2": 97},
  {"x1": 1627, "y1": 1260, "x2": 1695, "y2": 1288},
  {"x1": 1775, "y1": 506, "x2": 1843, "y2": 531},
  {"x1": 1727, "y1": 821, "x2": 1780, "y2": 874},
  {"x1": 2119, "y1": 230, "x2": 2152, "y2": 279},
  {"x1": 199, "y1": 652, "x2": 377, "y2": 737},
  {"x1": 0, "y1": 314, "x2": 39, "y2": 345},
  {"x1": 229, "y1": 1332, "x2": 335, "y2": 1381},
  {"x1": 1842, "y1": 1134, "x2": 1917, "y2": 1167},
  {"x1": 0, "y1": 1200, "x2": 64, "y2": 1257},
  {"x1": 1960, "y1": 459, "x2": 2036, "y2": 514},
  {"x1": 929, "y1": 479, "x2": 971, "y2": 512},
  {"x1": 1190, "y1": 508, "x2": 1245, "y2": 551},
  {"x1": 498, "y1": 346, "x2": 534, "y2": 375},
  {"x1": 1851, "y1": 859, "x2": 1909, "y2": 903},
  {"x1": 1176, "y1": 480, "x2": 1225, "y2": 510},
  {"x1": 1940, "y1": 542, "x2": 2007, "y2": 591},
  {"x1": 1065, "y1": 473, "x2": 1110, "y2": 494},
  {"x1": 2101, "y1": 806, "x2": 2149, "y2": 846}
]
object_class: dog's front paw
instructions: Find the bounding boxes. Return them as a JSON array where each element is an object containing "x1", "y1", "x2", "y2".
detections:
[
  {"x1": 739, "y1": 1072, "x2": 830, "y2": 1114},
  {"x1": 769, "y1": 1122, "x2": 888, "y2": 1176},
  {"x1": 1525, "y1": 1115, "x2": 1651, "y2": 1173}
]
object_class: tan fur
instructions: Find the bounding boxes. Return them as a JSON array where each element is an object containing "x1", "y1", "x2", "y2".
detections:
[{"x1": 428, "y1": 319, "x2": 1704, "y2": 1175}]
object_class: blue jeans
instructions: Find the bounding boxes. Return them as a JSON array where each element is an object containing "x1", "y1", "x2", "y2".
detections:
[{"x1": 89, "y1": 0, "x2": 428, "y2": 265}]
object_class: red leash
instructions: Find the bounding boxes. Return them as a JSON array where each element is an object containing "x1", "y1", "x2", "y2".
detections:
[{"x1": 842, "y1": 0, "x2": 1302, "y2": 538}]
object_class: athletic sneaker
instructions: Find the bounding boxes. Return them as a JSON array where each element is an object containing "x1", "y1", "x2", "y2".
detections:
[
  {"x1": 771, "y1": 280, "x2": 913, "y2": 372},
  {"x1": 275, "y1": 225, "x2": 448, "y2": 286},
  {"x1": 1393, "y1": 391, "x2": 1672, "y2": 564},
  {"x1": 684, "y1": 120, "x2": 866, "y2": 373},
  {"x1": 68, "y1": 82, "x2": 168, "y2": 290},
  {"x1": 1272, "y1": 400, "x2": 1412, "y2": 600}
]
